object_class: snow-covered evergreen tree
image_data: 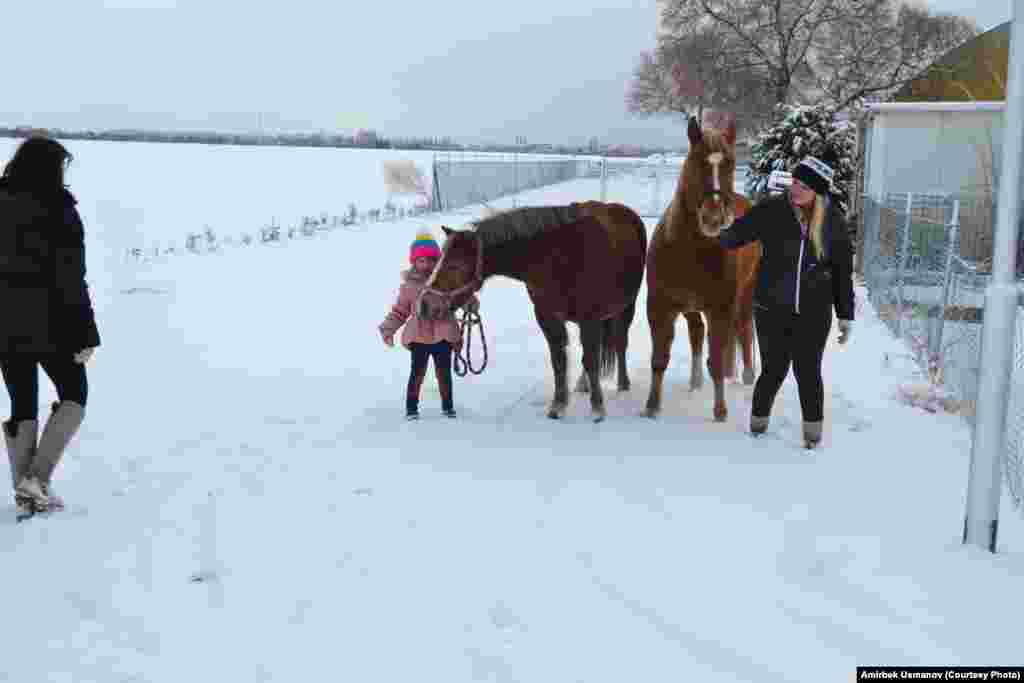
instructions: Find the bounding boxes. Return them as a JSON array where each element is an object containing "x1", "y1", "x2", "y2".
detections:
[{"x1": 745, "y1": 103, "x2": 858, "y2": 215}]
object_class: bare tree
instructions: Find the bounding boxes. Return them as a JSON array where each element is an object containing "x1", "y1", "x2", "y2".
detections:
[
  {"x1": 626, "y1": 50, "x2": 689, "y2": 119},
  {"x1": 815, "y1": 1, "x2": 979, "y2": 109},
  {"x1": 627, "y1": 23, "x2": 774, "y2": 134},
  {"x1": 643, "y1": 0, "x2": 977, "y2": 117}
]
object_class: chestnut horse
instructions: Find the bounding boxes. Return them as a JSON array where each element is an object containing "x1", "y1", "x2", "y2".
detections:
[
  {"x1": 418, "y1": 201, "x2": 647, "y2": 422},
  {"x1": 644, "y1": 114, "x2": 761, "y2": 422}
]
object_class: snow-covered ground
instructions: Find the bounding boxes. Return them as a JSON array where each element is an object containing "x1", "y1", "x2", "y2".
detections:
[{"x1": 1, "y1": 139, "x2": 1023, "y2": 682}]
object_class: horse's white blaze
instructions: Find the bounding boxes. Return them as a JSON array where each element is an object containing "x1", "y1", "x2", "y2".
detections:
[{"x1": 707, "y1": 152, "x2": 724, "y2": 193}]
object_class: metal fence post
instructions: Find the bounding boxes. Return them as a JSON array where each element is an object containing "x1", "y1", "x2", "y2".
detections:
[
  {"x1": 964, "y1": 0, "x2": 1024, "y2": 553},
  {"x1": 861, "y1": 195, "x2": 874, "y2": 296},
  {"x1": 513, "y1": 150, "x2": 519, "y2": 209},
  {"x1": 600, "y1": 157, "x2": 608, "y2": 203},
  {"x1": 934, "y1": 199, "x2": 961, "y2": 360},
  {"x1": 652, "y1": 162, "x2": 662, "y2": 218},
  {"x1": 896, "y1": 192, "x2": 914, "y2": 339},
  {"x1": 430, "y1": 154, "x2": 441, "y2": 213}
]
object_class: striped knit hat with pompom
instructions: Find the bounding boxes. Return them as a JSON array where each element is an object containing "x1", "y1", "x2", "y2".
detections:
[{"x1": 409, "y1": 230, "x2": 442, "y2": 264}]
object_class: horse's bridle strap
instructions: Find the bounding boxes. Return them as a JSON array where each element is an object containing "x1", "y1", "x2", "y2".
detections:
[{"x1": 420, "y1": 233, "x2": 484, "y2": 305}]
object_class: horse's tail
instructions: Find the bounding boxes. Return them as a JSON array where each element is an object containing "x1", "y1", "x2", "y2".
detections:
[
  {"x1": 599, "y1": 315, "x2": 620, "y2": 380},
  {"x1": 598, "y1": 299, "x2": 638, "y2": 380},
  {"x1": 599, "y1": 206, "x2": 648, "y2": 380}
]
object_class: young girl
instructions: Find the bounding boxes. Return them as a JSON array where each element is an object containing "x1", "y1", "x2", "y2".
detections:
[{"x1": 379, "y1": 231, "x2": 477, "y2": 420}]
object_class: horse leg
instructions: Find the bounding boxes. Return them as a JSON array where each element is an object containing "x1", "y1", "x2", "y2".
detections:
[
  {"x1": 616, "y1": 301, "x2": 637, "y2": 392},
  {"x1": 684, "y1": 312, "x2": 704, "y2": 391},
  {"x1": 536, "y1": 311, "x2": 570, "y2": 419},
  {"x1": 723, "y1": 325, "x2": 738, "y2": 381},
  {"x1": 644, "y1": 299, "x2": 677, "y2": 418},
  {"x1": 707, "y1": 311, "x2": 734, "y2": 422},
  {"x1": 738, "y1": 314, "x2": 756, "y2": 385},
  {"x1": 579, "y1": 320, "x2": 607, "y2": 422},
  {"x1": 711, "y1": 316, "x2": 738, "y2": 382},
  {"x1": 736, "y1": 282, "x2": 757, "y2": 385},
  {"x1": 575, "y1": 359, "x2": 590, "y2": 394}
]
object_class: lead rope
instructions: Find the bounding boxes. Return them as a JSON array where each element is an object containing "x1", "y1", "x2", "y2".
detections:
[{"x1": 453, "y1": 307, "x2": 488, "y2": 376}]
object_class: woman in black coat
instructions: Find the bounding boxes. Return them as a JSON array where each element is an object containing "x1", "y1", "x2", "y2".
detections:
[
  {"x1": 0, "y1": 135, "x2": 100, "y2": 519},
  {"x1": 718, "y1": 156, "x2": 855, "y2": 449}
]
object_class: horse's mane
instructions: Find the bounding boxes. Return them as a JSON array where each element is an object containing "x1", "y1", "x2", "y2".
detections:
[{"x1": 469, "y1": 205, "x2": 579, "y2": 249}]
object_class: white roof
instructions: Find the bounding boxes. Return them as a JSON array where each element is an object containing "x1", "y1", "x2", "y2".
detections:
[{"x1": 865, "y1": 101, "x2": 1005, "y2": 113}]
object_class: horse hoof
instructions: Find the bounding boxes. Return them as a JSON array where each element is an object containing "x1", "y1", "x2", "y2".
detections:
[
  {"x1": 713, "y1": 412, "x2": 727, "y2": 423},
  {"x1": 592, "y1": 408, "x2": 606, "y2": 423},
  {"x1": 643, "y1": 405, "x2": 659, "y2": 419},
  {"x1": 547, "y1": 404, "x2": 567, "y2": 419}
]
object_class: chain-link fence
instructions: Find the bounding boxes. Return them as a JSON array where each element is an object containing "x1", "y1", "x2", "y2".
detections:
[
  {"x1": 861, "y1": 191, "x2": 1024, "y2": 509},
  {"x1": 429, "y1": 153, "x2": 751, "y2": 218},
  {"x1": 596, "y1": 158, "x2": 682, "y2": 217},
  {"x1": 430, "y1": 153, "x2": 595, "y2": 213}
]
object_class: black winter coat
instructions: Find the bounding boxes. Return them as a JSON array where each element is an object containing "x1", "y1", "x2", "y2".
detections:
[
  {"x1": 719, "y1": 193, "x2": 855, "y2": 321},
  {"x1": 0, "y1": 180, "x2": 101, "y2": 355}
]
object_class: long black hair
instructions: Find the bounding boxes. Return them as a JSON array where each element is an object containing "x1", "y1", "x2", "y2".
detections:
[{"x1": 1, "y1": 134, "x2": 73, "y2": 196}]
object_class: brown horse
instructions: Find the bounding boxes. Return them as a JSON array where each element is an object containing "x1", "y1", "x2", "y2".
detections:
[
  {"x1": 644, "y1": 114, "x2": 761, "y2": 422},
  {"x1": 418, "y1": 201, "x2": 647, "y2": 422}
]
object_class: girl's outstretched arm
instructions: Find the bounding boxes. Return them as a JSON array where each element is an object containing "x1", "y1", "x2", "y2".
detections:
[{"x1": 379, "y1": 284, "x2": 413, "y2": 340}]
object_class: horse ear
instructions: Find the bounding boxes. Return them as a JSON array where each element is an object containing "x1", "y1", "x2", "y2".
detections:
[
  {"x1": 441, "y1": 226, "x2": 453, "y2": 237},
  {"x1": 723, "y1": 118, "x2": 737, "y2": 146},
  {"x1": 687, "y1": 116, "x2": 703, "y2": 146}
]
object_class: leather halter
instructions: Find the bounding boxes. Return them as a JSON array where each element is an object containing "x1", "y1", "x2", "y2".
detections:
[{"x1": 417, "y1": 232, "x2": 484, "y2": 316}]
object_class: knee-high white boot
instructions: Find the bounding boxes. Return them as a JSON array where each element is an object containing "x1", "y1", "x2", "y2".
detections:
[
  {"x1": 29, "y1": 401, "x2": 85, "y2": 511},
  {"x1": 4, "y1": 418, "x2": 40, "y2": 519}
]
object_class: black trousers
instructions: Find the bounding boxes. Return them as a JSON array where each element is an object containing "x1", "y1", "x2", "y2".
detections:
[
  {"x1": 407, "y1": 341, "x2": 454, "y2": 414},
  {"x1": 0, "y1": 354, "x2": 89, "y2": 422},
  {"x1": 751, "y1": 305, "x2": 832, "y2": 423}
]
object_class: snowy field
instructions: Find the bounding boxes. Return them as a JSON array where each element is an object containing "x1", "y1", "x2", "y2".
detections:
[
  {"x1": 0, "y1": 138, "x2": 661, "y2": 298},
  {"x1": 1, "y1": 138, "x2": 1023, "y2": 681}
]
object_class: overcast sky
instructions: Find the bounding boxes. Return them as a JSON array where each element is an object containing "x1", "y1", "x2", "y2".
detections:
[{"x1": 0, "y1": 0, "x2": 1012, "y2": 148}]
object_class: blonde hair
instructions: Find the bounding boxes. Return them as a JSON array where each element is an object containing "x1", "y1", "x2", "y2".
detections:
[{"x1": 798, "y1": 193, "x2": 828, "y2": 260}]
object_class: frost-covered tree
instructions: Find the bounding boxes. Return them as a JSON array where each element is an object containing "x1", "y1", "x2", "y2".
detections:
[
  {"x1": 745, "y1": 103, "x2": 858, "y2": 216},
  {"x1": 653, "y1": 0, "x2": 977, "y2": 113}
]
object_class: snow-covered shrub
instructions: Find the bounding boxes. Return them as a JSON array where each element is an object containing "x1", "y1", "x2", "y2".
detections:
[
  {"x1": 892, "y1": 328, "x2": 962, "y2": 415},
  {"x1": 746, "y1": 103, "x2": 858, "y2": 216},
  {"x1": 895, "y1": 382, "x2": 961, "y2": 414},
  {"x1": 382, "y1": 159, "x2": 431, "y2": 207}
]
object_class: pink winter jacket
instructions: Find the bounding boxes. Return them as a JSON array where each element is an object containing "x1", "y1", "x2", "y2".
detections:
[{"x1": 378, "y1": 269, "x2": 477, "y2": 350}]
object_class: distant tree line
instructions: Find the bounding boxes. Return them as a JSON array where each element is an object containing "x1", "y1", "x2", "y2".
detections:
[
  {"x1": 0, "y1": 125, "x2": 680, "y2": 157},
  {"x1": 0, "y1": 125, "x2": 459, "y2": 151}
]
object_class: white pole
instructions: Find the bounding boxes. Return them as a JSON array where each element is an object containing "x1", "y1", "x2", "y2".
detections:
[
  {"x1": 200, "y1": 489, "x2": 224, "y2": 607},
  {"x1": 963, "y1": 0, "x2": 1024, "y2": 553}
]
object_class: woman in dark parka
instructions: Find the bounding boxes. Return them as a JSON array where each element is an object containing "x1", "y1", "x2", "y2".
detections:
[
  {"x1": 718, "y1": 156, "x2": 855, "y2": 449},
  {"x1": 0, "y1": 135, "x2": 100, "y2": 519}
]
